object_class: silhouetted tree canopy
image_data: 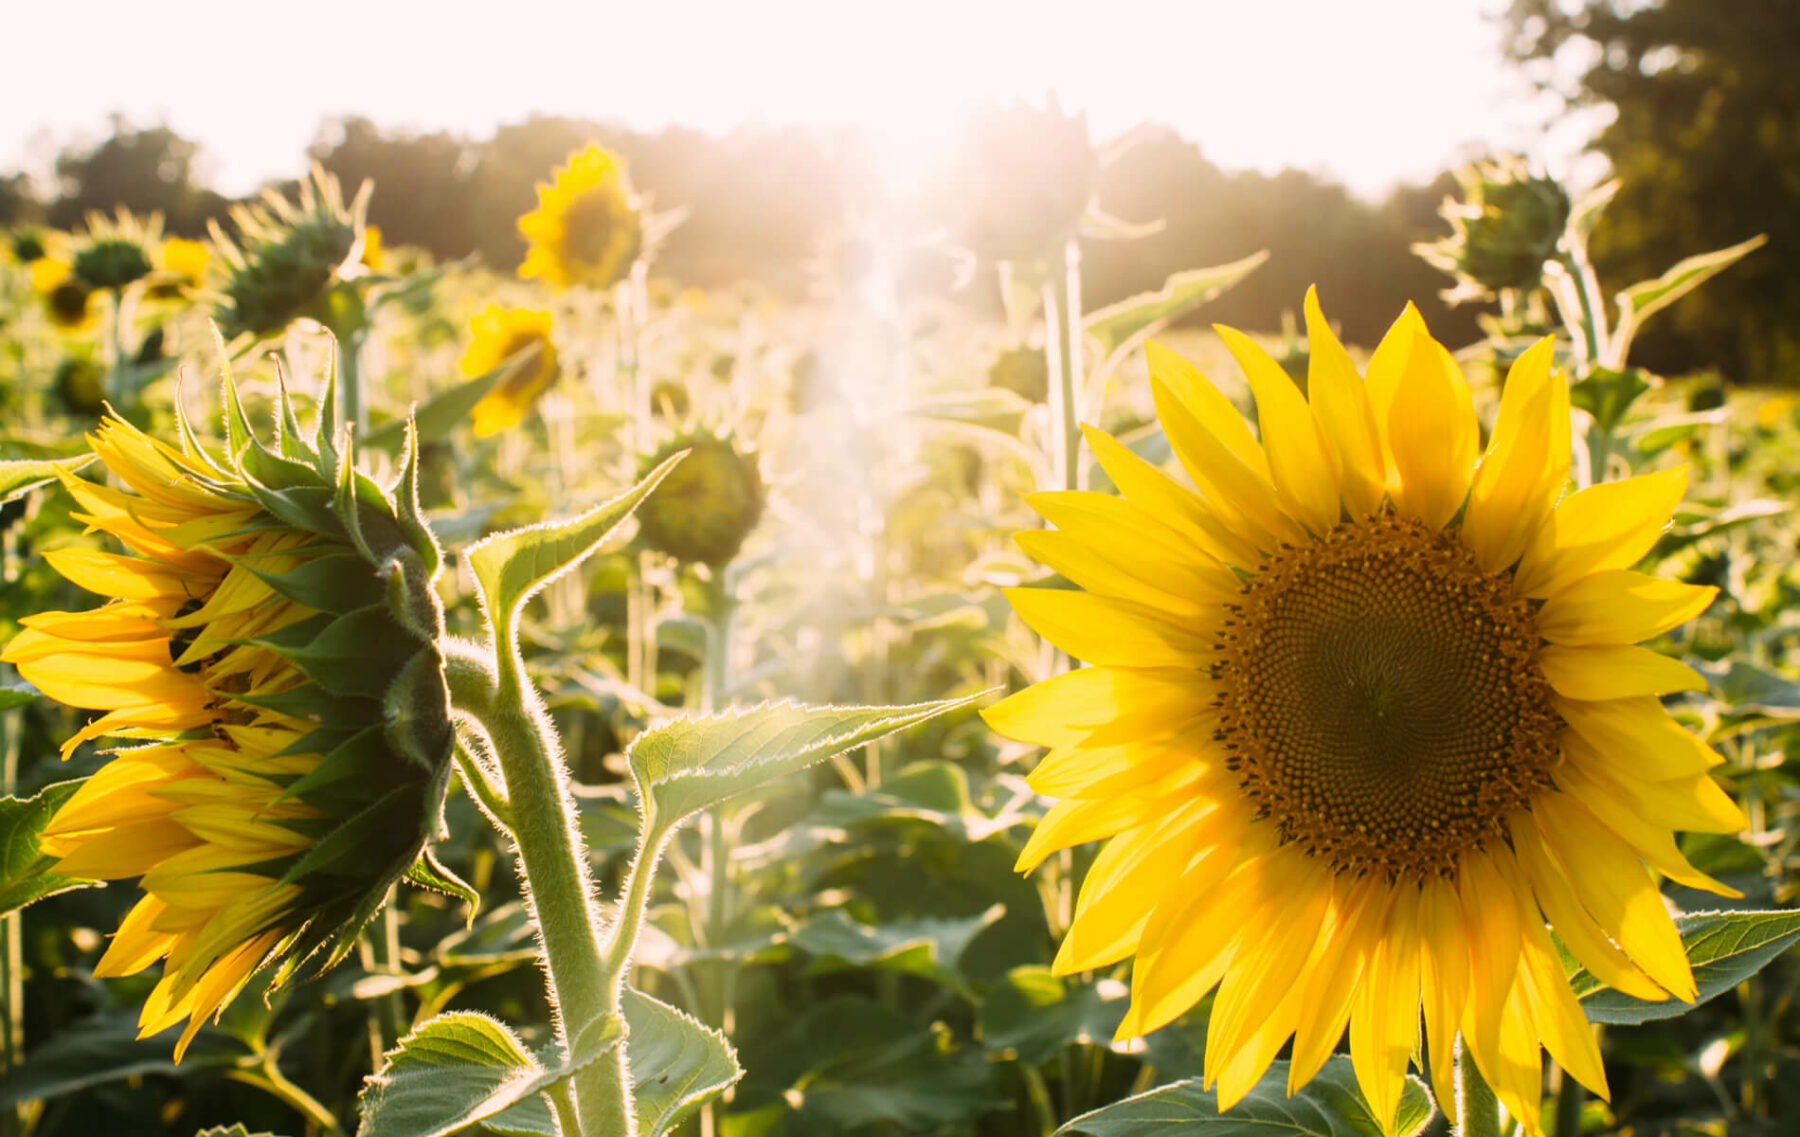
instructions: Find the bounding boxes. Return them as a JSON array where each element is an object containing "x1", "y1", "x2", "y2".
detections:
[
  {"x1": 1504, "y1": 0, "x2": 1800, "y2": 384},
  {"x1": 46, "y1": 117, "x2": 228, "y2": 236}
]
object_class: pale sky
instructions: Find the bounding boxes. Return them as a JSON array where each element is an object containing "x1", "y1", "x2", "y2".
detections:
[{"x1": 0, "y1": 0, "x2": 1593, "y2": 200}]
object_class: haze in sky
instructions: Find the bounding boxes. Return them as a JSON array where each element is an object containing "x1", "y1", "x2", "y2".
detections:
[{"x1": 0, "y1": 0, "x2": 1590, "y2": 199}]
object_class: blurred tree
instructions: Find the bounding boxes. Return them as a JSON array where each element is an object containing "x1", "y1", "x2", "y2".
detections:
[
  {"x1": 1, "y1": 172, "x2": 42, "y2": 228},
  {"x1": 46, "y1": 117, "x2": 228, "y2": 235},
  {"x1": 1504, "y1": 0, "x2": 1800, "y2": 384},
  {"x1": 1081, "y1": 128, "x2": 1480, "y2": 349},
  {"x1": 311, "y1": 117, "x2": 477, "y2": 257}
]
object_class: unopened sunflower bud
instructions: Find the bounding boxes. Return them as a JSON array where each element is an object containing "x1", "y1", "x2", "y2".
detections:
[
  {"x1": 71, "y1": 209, "x2": 163, "y2": 291},
  {"x1": 1, "y1": 364, "x2": 453, "y2": 1059},
  {"x1": 635, "y1": 432, "x2": 764, "y2": 567},
  {"x1": 54, "y1": 356, "x2": 105, "y2": 414},
  {"x1": 951, "y1": 98, "x2": 1097, "y2": 264},
  {"x1": 1419, "y1": 155, "x2": 1571, "y2": 299},
  {"x1": 210, "y1": 165, "x2": 364, "y2": 339}
]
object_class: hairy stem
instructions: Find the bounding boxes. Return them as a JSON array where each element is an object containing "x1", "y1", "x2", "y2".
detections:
[
  {"x1": 1455, "y1": 1040, "x2": 1503, "y2": 1137},
  {"x1": 445, "y1": 641, "x2": 626, "y2": 1134}
]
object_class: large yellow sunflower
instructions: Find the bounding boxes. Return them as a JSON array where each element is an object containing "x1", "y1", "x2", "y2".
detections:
[
  {"x1": 984, "y1": 289, "x2": 1744, "y2": 1132},
  {"x1": 2, "y1": 398, "x2": 454, "y2": 1058},
  {"x1": 461, "y1": 304, "x2": 560, "y2": 437},
  {"x1": 517, "y1": 143, "x2": 642, "y2": 291}
]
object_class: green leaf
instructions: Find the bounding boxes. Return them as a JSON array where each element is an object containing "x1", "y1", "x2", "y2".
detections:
[
  {"x1": 0, "y1": 681, "x2": 37, "y2": 712},
  {"x1": 1058, "y1": 1057, "x2": 1433, "y2": 1136},
  {"x1": 1616, "y1": 234, "x2": 1768, "y2": 331},
  {"x1": 358, "y1": 1011, "x2": 622, "y2": 1137},
  {"x1": 1573, "y1": 909, "x2": 1800, "y2": 1024},
  {"x1": 362, "y1": 347, "x2": 536, "y2": 452},
  {"x1": 467, "y1": 455, "x2": 681, "y2": 640},
  {"x1": 790, "y1": 905, "x2": 1004, "y2": 996},
  {"x1": 627, "y1": 694, "x2": 984, "y2": 833},
  {"x1": 0, "y1": 1012, "x2": 248, "y2": 1107},
  {"x1": 405, "y1": 844, "x2": 481, "y2": 915},
  {"x1": 979, "y1": 966, "x2": 1130, "y2": 1067},
  {"x1": 0, "y1": 455, "x2": 94, "y2": 505},
  {"x1": 1703, "y1": 660, "x2": 1800, "y2": 719},
  {"x1": 1084, "y1": 251, "x2": 1270, "y2": 356},
  {"x1": 0, "y1": 779, "x2": 95, "y2": 916},
  {"x1": 623, "y1": 988, "x2": 741, "y2": 1137},
  {"x1": 1570, "y1": 366, "x2": 1651, "y2": 438}
]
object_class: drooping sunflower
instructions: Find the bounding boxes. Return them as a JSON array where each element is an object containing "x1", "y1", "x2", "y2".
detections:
[
  {"x1": 517, "y1": 144, "x2": 642, "y2": 291},
  {"x1": 461, "y1": 304, "x2": 560, "y2": 437},
  {"x1": 984, "y1": 290, "x2": 1744, "y2": 1132},
  {"x1": 1, "y1": 373, "x2": 455, "y2": 1058},
  {"x1": 30, "y1": 256, "x2": 97, "y2": 331}
]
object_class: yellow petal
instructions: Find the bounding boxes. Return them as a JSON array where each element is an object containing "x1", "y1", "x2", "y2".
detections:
[
  {"x1": 43, "y1": 549, "x2": 206, "y2": 602},
  {"x1": 1538, "y1": 643, "x2": 1706, "y2": 701},
  {"x1": 1510, "y1": 812, "x2": 1668, "y2": 1003},
  {"x1": 1538, "y1": 572, "x2": 1715, "y2": 647},
  {"x1": 1348, "y1": 882, "x2": 1422, "y2": 1132},
  {"x1": 1516, "y1": 901, "x2": 1610, "y2": 1098},
  {"x1": 1418, "y1": 875, "x2": 1471, "y2": 1111},
  {"x1": 1385, "y1": 333, "x2": 1478, "y2": 529},
  {"x1": 1056, "y1": 801, "x2": 1224, "y2": 974},
  {"x1": 1003, "y1": 588, "x2": 1215, "y2": 668},
  {"x1": 983, "y1": 665, "x2": 1213, "y2": 749},
  {"x1": 1560, "y1": 734, "x2": 1747, "y2": 835},
  {"x1": 1456, "y1": 847, "x2": 1522, "y2": 1083},
  {"x1": 1216, "y1": 324, "x2": 1341, "y2": 534},
  {"x1": 1148, "y1": 368, "x2": 1304, "y2": 553},
  {"x1": 1144, "y1": 341, "x2": 1271, "y2": 480},
  {"x1": 1556, "y1": 766, "x2": 1739, "y2": 896},
  {"x1": 1555, "y1": 695, "x2": 1722, "y2": 779},
  {"x1": 1462, "y1": 338, "x2": 1568, "y2": 572},
  {"x1": 1303, "y1": 286, "x2": 1386, "y2": 517},
  {"x1": 1083, "y1": 425, "x2": 1262, "y2": 566},
  {"x1": 1514, "y1": 467, "x2": 1689, "y2": 597},
  {"x1": 1288, "y1": 875, "x2": 1387, "y2": 1092},
  {"x1": 1529, "y1": 793, "x2": 1697, "y2": 1001}
]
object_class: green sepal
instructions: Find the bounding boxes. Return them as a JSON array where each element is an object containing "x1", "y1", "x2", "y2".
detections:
[
  {"x1": 384, "y1": 648, "x2": 454, "y2": 774},
  {"x1": 238, "y1": 482, "x2": 343, "y2": 542},
  {"x1": 391, "y1": 418, "x2": 442, "y2": 581},
  {"x1": 273, "y1": 362, "x2": 316, "y2": 464},
  {"x1": 258, "y1": 605, "x2": 418, "y2": 697},
  {"x1": 231, "y1": 682, "x2": 379, "y2": 725},
  {"x1": 237, "y1": 550, "x2": 386, "y2": 614},
  {"x1": 405, "y1": 844, "x2": 479, "y2": 921},
  {"x1": 276, "y1": 784, "x2": 420, "y2": 890},
  {"x1": 384, "y1": 550, "x2": 445, "y2": 643},
  {"x1": 271, "y1": 726, "x2": 392, "y2": 807}
]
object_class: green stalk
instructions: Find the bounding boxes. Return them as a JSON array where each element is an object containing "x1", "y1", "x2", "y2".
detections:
[
  {"x1": 1455, "y1": 1040, "x2": 1503, "y2": 1137},
  {"x1": 338, "y1": 329, "x2": 365, "y2": 439},
  {"x1": 445, "y1": 645, "x2": 625, "y2": 1133},
  {"x1": 105, "y1": 289, "x2": 128, "y2": 409},
  {"x1": 228, "y1": 1055, "x2": 347, "y2": 1137},
  {"x1": 1, "y1": 706, "x2": 19, "y2": 1137},
  {"x1": 698, "y1": 574, "x2": 737, "y2": 1134},
  {"x1": 1552, "y1": 1064, "x2": 1583, "y2": 1136},
  {"x1": 1061, "y1": 237, "x2": 1085, "y2": 493}
]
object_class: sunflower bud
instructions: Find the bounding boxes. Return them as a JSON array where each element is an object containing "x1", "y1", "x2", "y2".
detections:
[
  {"x1": 54, "y1": 355, "x2": 106, "y2": 414},
  {"x1": 987, "y1": 346, "x2": 1049, "y2": 402},
  {"x1": 1419, "y1": 155, "x2": 1572, "y2": 299},
  {"x1": 635, "y1": 432, "x2": 764, "y2": 566},
  {"x1": 71, "y1": 209, "x2": 162, "y2": 292},
  {"x1": 210, "y1": 165, "x2": 365, "y2": 339},
  {"x1": 518, "y1": 143, "x2": 643, "y2": 291},
  {"x1": 1, "y1": 356, "x2": 455, "y2": 1058},
  {"x1": 10, "y1": 229, "x2": 47, "y2": 264}
]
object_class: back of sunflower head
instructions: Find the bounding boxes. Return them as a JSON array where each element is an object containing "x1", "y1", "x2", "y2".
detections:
[{"x1": 2, "y1": 344, "x2": 457, "y2": 1057}]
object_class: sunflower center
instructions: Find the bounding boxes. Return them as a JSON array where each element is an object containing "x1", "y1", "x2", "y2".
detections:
[
  {"x1": 1215, "y1": 514, "x2": 1559, "y2": 878},
  {"x1": 560, "y1": 190, "x2": 626, "y2": 269}
]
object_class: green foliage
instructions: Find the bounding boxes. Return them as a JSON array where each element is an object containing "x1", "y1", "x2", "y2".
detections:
[
  {"x1": 627, "y1": 695, "x2": 984, "y2": 832},
  {"x1": 1058, "y1": 1059, "x2": 1434, "y2": 1137},
  {"x1": 0, "y1": 778, "x2": 93, "y2": 916},
  {"x1": 1571, "y1": 910, "x2": 1800, "y2": 1024}
]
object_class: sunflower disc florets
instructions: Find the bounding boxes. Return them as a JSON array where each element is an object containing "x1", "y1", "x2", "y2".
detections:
[
  {"x1": 634, "y1": 432, "x2": 764, "y2": 567},
  {"x1": 1, "y1": 355, "x2": 457, "y2": 1057},
  {"x1": 210, "y1": 164, "x2": 366, "y2": 339}
]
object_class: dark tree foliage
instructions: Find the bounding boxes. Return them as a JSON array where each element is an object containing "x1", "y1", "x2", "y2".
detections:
[
  {"x1": 45, "y1": 117, "x2": 229, "y2": 236},
  {"x1": 0, "y1": 171, "x2": 42, "y2": 228},
  {"x1": 1504, "y1": 0, "x2": 1800, "y2": 384},
  {"x1": 1082, "y1": 129, "x2": 1480, "y2": 349}
]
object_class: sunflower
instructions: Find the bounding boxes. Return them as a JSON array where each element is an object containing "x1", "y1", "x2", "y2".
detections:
[
  {"x1": 517, "y1": 144, "x2": 642, "y2": 291},
  {"x1": 1, "y1": 386, "x2": 454, "y2": 1058},
  {"x1": 462, "y1": 305, "x2": 560, "y2": 437},
  {"x1": 984, "y1": 289, "x2": 1744, "y2": 1133},
  {"x1": 30, "y1": 257, "x2": 97, "y2": 331},
  {"x1": 147, "y1": 236, "x2": 211, "y2": 299},
  {"x1": 634, "y1": 431, "x2": 764, "y2": 567}
]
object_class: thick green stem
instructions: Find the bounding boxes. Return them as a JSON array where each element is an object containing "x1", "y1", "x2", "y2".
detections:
[
  {"x1": 445, "y1": 644, "x2": 627, "y2": 1134},
  {"x1": 105, "y1": 289, "x2": 129, "y2": 409},
  {"x1": 1455, "y1": 1040, "x2": 1503, "y2": 1137},
  {"x1": 1552, "y1": 1064, "x2": 1583, "y2": 1137},
  {"x1": 229, "y1": 1055, "x2": 347, "y2": 1137},
  {"x1": 1061, "y1": 237, "x2": 1085, "y2": 493},
  {"x1": 339, "y1": 330, "x2": 365, "y2": 439}
]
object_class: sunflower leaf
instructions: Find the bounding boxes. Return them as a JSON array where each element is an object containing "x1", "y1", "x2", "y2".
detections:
[
  {"x1": 0, "y1": 779, "x2": 96, "y2": 916},
  {"x1": 0, "y1": 455, "x2": 94, "y2": 505},
  {"x1": 627, "y1": 694, "x2": 985, "y2": 833},
  {"x1": 1615, "y1": 234, "x2": 1767, "y2": 334},
  {"x1": 1083, "y1": 251, "x2": 1269, "y2": 357},
  {"x1": 0, "y1": 1011, "x2": 247, "y2": 1107},
  {"x1": 362, "y1": 349, "x2": 534, "y2": 453},
  {"x1": 467, "y1": 455, "x2": 681, "y2": 646},
  {"x1": 357, "y1": 1010, "x2": 622, "y2": 1137},
  {"x1": 1057, "y1": 1057, "x2": 1434, "y2": 1136},
  {"x1": 1573, "y1": 908, "x2": 1800, "y2": 1024}
]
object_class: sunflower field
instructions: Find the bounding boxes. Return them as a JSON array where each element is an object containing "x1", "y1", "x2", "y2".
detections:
[{"x1": 1, "y1": 116, "x2": 1798, "y2": 1137}]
